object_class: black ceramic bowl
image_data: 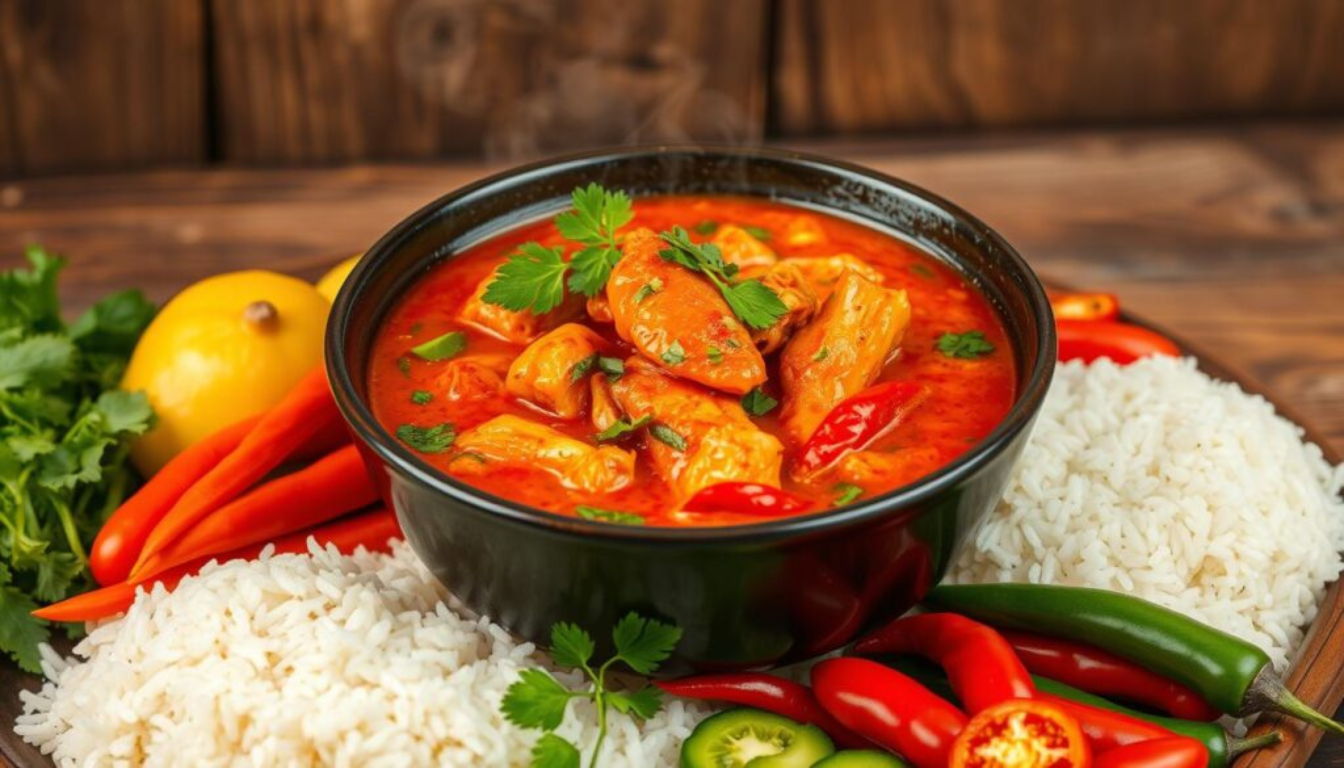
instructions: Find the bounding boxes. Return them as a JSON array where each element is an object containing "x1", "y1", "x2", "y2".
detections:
[{"x1": 326, "y1": 146, "x2": 1055, "y2": 671}]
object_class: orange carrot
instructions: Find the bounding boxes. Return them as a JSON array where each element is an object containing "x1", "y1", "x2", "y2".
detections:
[
  {"x1": 90, "y1": 415, "x2": 261, "y2": 586},
  {"x1": 131, "y1": 365, "x2": 341, "y2": 575},
  {"x1": 35, "y1": 507, "x2": 401, "y2": 623},
  {"x1": 135, "y1": 444, "x2": 376, "y2": 578}
]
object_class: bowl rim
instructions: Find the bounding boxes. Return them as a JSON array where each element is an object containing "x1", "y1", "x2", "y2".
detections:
[{"x1": 326, "y1": 144, "x2": 1057, "y2": 544}]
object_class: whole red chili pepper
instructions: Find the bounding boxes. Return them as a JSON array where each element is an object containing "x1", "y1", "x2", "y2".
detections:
[
  {"x1": 1002, "y1": 630, "x2": 1221, "y2": 721},
  {"x1": 1095, "y1": 736, "x2": 1208, "y2": 768},
  {"x1": 853, "y1": 613, "x2": 1034, "y2": 713},
  {"x1": 1036, "y1": 692, "x2": 1177, "y2": 752},
  {"x1": 795, "y1": 381, "x2": 926, "y2": 477},
  {"x1": 682, "y1": 482, "x2": 814, "y2": 517},
  {"x1": 811, "y1": 657, "x2": 967, "y2": 768},
  {"x1": 655, "y1": 674, "x2": 868, "y2": 749}
]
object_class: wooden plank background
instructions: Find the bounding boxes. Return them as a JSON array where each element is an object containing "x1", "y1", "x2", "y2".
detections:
[{"x1": 4, "y1": 0, "x2": 1344, "y2": 176}]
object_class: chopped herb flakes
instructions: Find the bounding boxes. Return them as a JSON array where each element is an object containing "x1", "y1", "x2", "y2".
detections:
[
  {"x1": 397, "y1": 356, "x2": 412, "y2": 377},
  {"x1": 650, "y1": 424, "x2": 688, "y2": 451},
  {"x1": 411, "y1": 330, "x2": 467, "y2": 362},
  {"x1": 594, "y1": 415, "x2": 651, "y2": 443},
  {"x1": 576, "y1": 506, "x2": 646, "y2": 525},
  {"x1": 692, "y1": 220, "x2": 719, "y2": 235},
  {"x1": 706, "y1": 346, "x2": 724, "y2": 365},
  {"x1": 410, "y1": 390, "x2": 432, "y2": 405},
  {"x1": 742, "y1": 225, "x2": 772, "y2": 241},
  {"x1": 910, "y1": 263, "x2": 936, "y2": 279},
  {"x1": 812, "y1": 346, "x2": 830, "y2": 362},
  {"x1": 598, "y1": 356, "x2": 625, "y2": 380},
  {"x1": 661, "y1": 340, "x2": 686, "y2": 366},
  {"x1": 833, "y1": 483, "x2": 864, "y2": 505},
  {"x1": 937, "y1": 330, "x2": 995, "y2": 359},
  {"x1": 570, "y1": 353, "x2": 599, "y2": 382},
  {"x1": 741, "y1": 387, "x2": 779, "y2": 416},
  {"x1": 634, "y1": 278, "x2": 663, "y2": 303},
  {"x1": 396, "y1": 423, "x2": 456, "y2": 453}
]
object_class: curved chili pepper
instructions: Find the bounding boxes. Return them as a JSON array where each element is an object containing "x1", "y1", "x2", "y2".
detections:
[
  {"x1": 1051, "y1": 292, "x2": 1120, "y2": 322},
  {"x1": 1038, "y1": 692, "x2": 1176, "y2": 752},
  {"x1": 655, "y1": 674, "x2": 868, "y2": 749},
  {"x1": 795, "y1": 381, "x2": 926, "y2": 477},
  {"x1": 1002, "y1": 630, "x2": 1220, "y2": 721},
  {"x1": 853, "y1": 613, "x2": 1034, "y2": 713},
  {"x1": 682, "y1": 482, "x2": 813, "y2": 517},
  {"x1": 1056, "y1": 320, "x2": 1180, "y2": 365},
  {"x1": 811, "y1": 657, "x2": 966, "y2": 768},
  {"x1": 1095, "y1": 736, "x2": 1208, "y2": 768}
]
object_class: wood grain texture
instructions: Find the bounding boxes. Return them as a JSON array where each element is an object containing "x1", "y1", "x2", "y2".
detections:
[
  {"x1": 1, "y1": 123, "x2": 1343, "y2": 765},
  {"x1": 0, "y1": 0, "x2": 205, "y2": 178},
  {"x1": 210, "y1": 0, "x2": 767, "y2": 164},
  {"x1": 774, "y1": 0, "x2": 1344, "y2": 135}
]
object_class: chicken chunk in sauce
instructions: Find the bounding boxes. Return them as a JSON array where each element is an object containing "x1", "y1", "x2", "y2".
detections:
[{"x1": 451, "y1": 415, "x2": 635, "y2": 494}]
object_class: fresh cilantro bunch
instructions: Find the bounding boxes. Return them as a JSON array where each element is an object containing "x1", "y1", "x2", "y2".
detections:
[
  {"x1": 483, "y1": 184, "x2": 633, "y2": 314},
  {"x1": 0, "y1": 247, "x2": 156, "y2": 672},
  {"x1": 502, "y1": 613, "x2": 682, "y2": 768},
  {"x1": 658, "y1": 227, "x2": 787, "y2": 330}
]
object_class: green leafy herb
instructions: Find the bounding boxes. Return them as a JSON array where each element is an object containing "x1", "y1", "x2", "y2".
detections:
[
  {"x1": 593, "y1": 415, "x2": 651, "y2": 443},
  {"x1": 910, "y1": 263, "x2": 935, "y2": 279},
  {"x1": 576, "y1": 506, "x2": 646, "y2": 526},
  {"x1": 742, "y1": 225, "x2": 772, "y2": 241},
  {"x1": 570, "y1": 354, "x2": 599, "y2": 383},
  {"x1": 833, "y1": 483, "x2": 864, "y2": 505},
  {"x1": 597, "y1": 356, "x2": 624, "y2": 381},
  {"x1": 740, "y1": 387, "x2": 778, "y2": 416},
  {"x1": 633, "y1": 278, "x2": 663, "y2": 303},
  {"x1": 411, "y1": 330, "x2": 467, "y2": 362},
  {"x1": 0, "y1": 247, "x2": 157, "y2": 671},
  {"x1": 649, "y1": 423, "x2": 687, "y2": 452},
  {"x1": 692, "y1": 220, "x2": 719, "y2": 235},
  {"x1": 502, "y1": 614, "x2": 681, "y2": 768},
  {"x1": 658, "y1": 227, "x2": 787, "y2": 331},
  {"x1": 482, "y1": 185, "x2": 633, "y2": 314},
  {"x1": 395, "y1": 423, "x2": 457, "y2": 453},
  {"x1": 411, "y1": 390, "x2": 432, "y2": 405},
  {"x1": 481, "y1": 243, "x2": 570, "y2": 314},
  {"x1": 937, "y1": 330, "x2": 995, "y2": 359},
  {"x1": 660, "y1": 341, "x2": 686, "y2": 366},
  {"x1": 397, "y1": 356, "x2": 412, "y2": 377},
  {"x1": 706, "y1": 346, "x2": 724, "y2": 366},
  {"x1": 812, "y1": 346, "x2": 830, "y2": 362}
]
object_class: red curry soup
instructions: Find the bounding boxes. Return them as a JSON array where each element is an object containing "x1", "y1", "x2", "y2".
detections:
[{"x1": 368, "y1": 191, "x2": 1016, "y2": 526}]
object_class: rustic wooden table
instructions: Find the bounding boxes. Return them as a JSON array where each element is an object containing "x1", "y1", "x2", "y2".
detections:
[{"x1": 1, "y1": 122, "x2": 1342, "y2": 766}]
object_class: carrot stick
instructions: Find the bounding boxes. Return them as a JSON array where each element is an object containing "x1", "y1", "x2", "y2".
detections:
[
  {"x1": 35, "y1": 507, "x2": 401, "y2": 623},
  {"x1": 131, "y1": 365, "x2": 341, "y2": 575},
  {"x1": 90, "y1": 415, "x2": 261, "y2": 586},
  {"x1": 135, "y1": 444, "x2": 376, "y2": 578}
]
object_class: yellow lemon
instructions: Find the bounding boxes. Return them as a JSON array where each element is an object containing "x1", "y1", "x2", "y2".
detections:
[
  {"x1": 316, "y1": 254, "x2": 363, "y2": 303},
  {"x1": 123, "y1": 270, "x2": 330, "y2": 476}
]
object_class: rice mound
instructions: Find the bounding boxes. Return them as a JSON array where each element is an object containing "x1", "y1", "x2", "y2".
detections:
[
  {"x1": 951, "y1": 356, "x2": 1344, "y2": 670},
  {"x1": 16, "y1": 541, "x2": 708, "y2": 767}
]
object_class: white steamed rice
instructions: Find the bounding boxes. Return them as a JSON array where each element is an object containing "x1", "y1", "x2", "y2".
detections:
[
  {"x1": 17, "y1": 355, "x2": 1344, "y2": 764},
  {"x1": 951, "y1": 356, "x2": 1344, "y2": 670},
  {"x1": 16, "y1": 540, "x2": 708, "y2": 767}
]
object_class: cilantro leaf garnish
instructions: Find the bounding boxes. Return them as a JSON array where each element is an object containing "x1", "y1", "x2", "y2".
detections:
[
  {"x1": 411, "y1": 330, "x2": 467, "y2": 362},
  {"x1": 576, "y1": 506, "x2": 646, "y2": 525},
  {"x1": 937, "y1": 330, "x2": 995, "y2": 359},
  {"x1": 481, "y1": 244, "x2": 569, "y2": 314},
  {"x1": 657, "y1": 227, "x2": 787, "y2": 330},
  {"x1": 483, "y1": 184, "x2": 633, "y2": 315},
  {"x1": 833, "y1": 483, "x2": 864, "y2": 505},
  {"x1": 411, "y1": 390, "x2": 432, "y2": 405},
  {"x1": 741, "y1": 387, "x2": 778, "y2": 416},
  {"x1": 395, "y1": 423, "x2": 457, "y2": 453},
  {"x1": 649, "y1": 423, "x2": 687, "y2": 452},
  {"x1": 593, "y1": 415, "x2": 651, "y2": 443},
  {"x1": 501, "y1": 613, "x2": 681, "y2": 768}
]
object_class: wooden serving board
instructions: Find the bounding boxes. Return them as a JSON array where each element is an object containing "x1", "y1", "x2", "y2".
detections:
[{"x1": 1, "y1": 313, "x2": 1341, "y2": 768}]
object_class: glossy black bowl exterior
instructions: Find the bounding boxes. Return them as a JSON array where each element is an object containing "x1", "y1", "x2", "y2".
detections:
[{"x1": 326, "y1": 147, "x2": 1055, "y2": 671}]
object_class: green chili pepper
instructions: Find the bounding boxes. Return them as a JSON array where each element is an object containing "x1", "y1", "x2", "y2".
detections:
[
  {"x1": 880, "y1": 656, "x2": 1281, "y2": 768},
  {"x1": 924, "y1": 584, "x2": 1344, "y2": 733}
]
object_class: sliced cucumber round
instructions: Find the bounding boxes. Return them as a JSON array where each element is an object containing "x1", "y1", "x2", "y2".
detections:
[{"x1": 681, "y1": 708, "x2": 835, "y2": 768}]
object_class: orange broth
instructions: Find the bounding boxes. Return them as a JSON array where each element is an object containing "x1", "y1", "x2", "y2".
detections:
[{"x1": 367, "y1": 196, "x2": 1016, "y2": 526}]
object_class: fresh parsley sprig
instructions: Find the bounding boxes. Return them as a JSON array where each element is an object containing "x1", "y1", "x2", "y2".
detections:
[
  {"x1": 482, "y1": 184, "x2": 633, "y2": 315},
  {"x1": 502, "y1": 613, "x2": 682, "y2": 768},
  {"x1": 657, "y1": 227, "x2": 787, "y2": 331}
]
